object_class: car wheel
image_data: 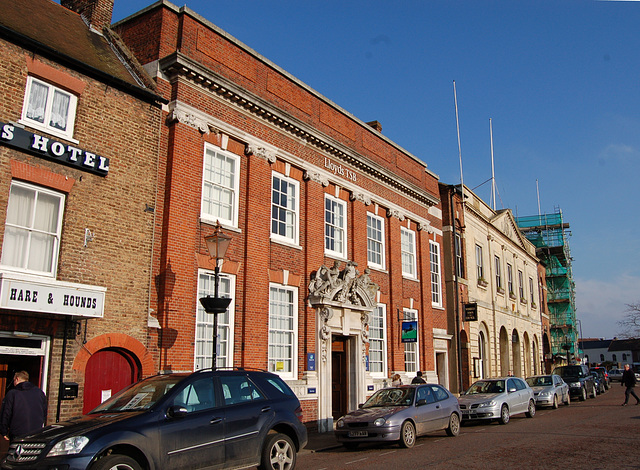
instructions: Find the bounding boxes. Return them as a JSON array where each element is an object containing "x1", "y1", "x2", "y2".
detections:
[
  {"x1": 90, "y1": 455, "x2": 142, "y2": 470},
  {"x1": 525, "y1": 399, "x2": 536, "y2": 418},
  {"x1": 565, "y1": 393, "x2": 570, "y2": 406},
  {"x1": 259, "y1": 432, "x2": 296, "y2": 470},
  {"x1": 342, "y1": 442, "x2": 359, "y2": 451},
  {"x1": 590, "y1": 384, "x2": 597, "y2": 399},
  {"x1": 446, "y1": 413, "x2": 460, "y2": 437},
  {"x1": 579, "y1": 386, "x2": 587, "y2": 401},
  {"x1": 399, "y1": 421, "x2": 416, "y2": 448},
  {"x1": 552, "y1": 394, "x2": 558, "y2": 409},
  {"x1": 499, "y1": 404, "x2": 510, "y2": 425}
]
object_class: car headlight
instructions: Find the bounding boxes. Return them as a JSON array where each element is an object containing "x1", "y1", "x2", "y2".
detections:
[
  {"x1": 537, "y1": 392, "x2": 550, "y2": 397},
  {"x1": 336, "y1": 419, "x2": 345, "y2": 428},
  {"x1": 47, "y1": 436, "x2": 90, "y2": 457},
  {"x1": 570, "y1": 382, "x2": 580, "y2": 388},
  {"x1": 477, "y1": 400, "x2": 496, "y2": 408},
  {"x1": 373, "y1": 417, "x2": 386, "y2": 426}
]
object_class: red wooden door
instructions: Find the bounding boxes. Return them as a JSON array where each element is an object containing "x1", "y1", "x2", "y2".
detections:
[{"x1": 83, "y1": 349, "x2": 139, "y2": 414}]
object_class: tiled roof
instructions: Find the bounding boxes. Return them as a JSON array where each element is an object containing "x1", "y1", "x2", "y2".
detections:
[
  {"x1": 609, "y1": 338, "x2": 640, "y2": 352},
  {"x1": 0, "y1": 0, "x2": 149, "y2": 90}
]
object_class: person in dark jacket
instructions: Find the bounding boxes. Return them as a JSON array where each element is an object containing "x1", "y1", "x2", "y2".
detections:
[
  {"x1": 621, "y1": 364, "x2": 640, "y2": 406},
  {"x1": 0, "y1": 371, "x2": 47, "y2": 441},
  {"x1": 411, "y1": 371, "x2": 426, "y2": 384}
]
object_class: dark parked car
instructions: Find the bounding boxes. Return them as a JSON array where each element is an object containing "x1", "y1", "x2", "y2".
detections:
[
  {"x1": 2, "y1": 369, "x2": 307, "y2": 470},
  {"x1": 590, "y1": 367, "x2": 610, "y2": 390},
  {"x1": 590, "y1": 371, "x2": 606, "y2": 394},
  {"x1": 552, "y1": 365, "x2": 597, "y2": 401},
  {"x1": 335, "y1": 384, "x2": 461, "y2": 449}
]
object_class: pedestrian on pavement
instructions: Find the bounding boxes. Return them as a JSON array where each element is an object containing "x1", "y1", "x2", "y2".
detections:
[
  {"x1": 621, "y1": 364, "x2": 640, "y2": 406},
  {"x1": 411, "y1": 371, "x2": 426, "y2": 384},
  {"x1": 0, "y1": 371, "x2": 47, "y2": 441},
  {"x1": 391, "y1": 374, "x2": 402, "y2": 386}
]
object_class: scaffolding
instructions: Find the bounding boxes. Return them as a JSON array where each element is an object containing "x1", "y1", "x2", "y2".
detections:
[{"x1": 515, "y1": 208, "x2": 577, "y2": 361}]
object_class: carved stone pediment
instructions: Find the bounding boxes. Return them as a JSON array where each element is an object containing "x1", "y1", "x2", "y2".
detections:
[{"x1": 308, "y1": 260, "x2": 379, "y2": 309}]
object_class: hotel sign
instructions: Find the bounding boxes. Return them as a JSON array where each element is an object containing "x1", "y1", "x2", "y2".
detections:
[
  {"x1": 0, "y1": 273, "x2": 105, "y2": 318},
  {"x1": 0, "y1": 122, "x2": 110, "y2": 176}
]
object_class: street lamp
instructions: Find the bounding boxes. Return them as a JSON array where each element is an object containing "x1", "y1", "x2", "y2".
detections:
[{"x1": 199, "y1": 222, "x2": 232, "y2": 371}]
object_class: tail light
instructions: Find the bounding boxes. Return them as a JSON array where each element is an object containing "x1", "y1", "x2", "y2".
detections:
[{"x1": 295, "y1": 405, "x2": 303, "y2": 423}]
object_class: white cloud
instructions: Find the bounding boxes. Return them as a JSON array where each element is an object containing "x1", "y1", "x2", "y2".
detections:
[{"x1": 575, "y1": 274, "x2": 640, "y2": 339}]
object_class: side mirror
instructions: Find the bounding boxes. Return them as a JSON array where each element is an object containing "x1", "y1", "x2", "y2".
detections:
[
  {"x1": 507, "y1": 387, "x2": 517, "y2": 393},
  {"x1": 167, "y1": 405, "x2": 188, "y2": 419},
  {"x1": 358, "y1": 403, "x2": 364, "y2": 409},
  {"x1": 416, "y1": 399, "x2": 427, "y2": 406}
]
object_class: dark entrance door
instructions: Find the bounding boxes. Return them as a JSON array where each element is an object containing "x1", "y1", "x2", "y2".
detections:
[
  {"x1": 83, "y1": 348, "x2": 140, "y2": 414},
  {"x1": 331, "y1": 336, "x2": 348, "y2": 420}
]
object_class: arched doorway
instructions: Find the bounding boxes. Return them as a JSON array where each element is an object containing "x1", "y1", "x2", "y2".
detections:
[
  {"x1": 512, "y1": 330, "x2": 521, "y2": 377},
  {"x1": 523, "y1": 332, "x2": 531, "y2": 377},
  {"x1": 460, "y1": 329, "x2": 470, "y2": 392},
  {"x1": 499, "y1": 327, "x2": 510, "y2": 376},
  {"x1": 532, "y1": 336, "x2": 540, "y2": 375},
  {"x1": 83, "y1": 348, "x2": 140, "y2": 414}
]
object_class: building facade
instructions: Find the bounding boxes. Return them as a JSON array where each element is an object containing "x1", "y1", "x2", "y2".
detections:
[
  {"x1": 115, "y1": 0, "x2": 447, "y2": 431},
  {"x1": 0, "y1": 0, "x2": 163, "y2": 426},
  {"x1": 440, "y1": 184, "x2": 544, "y2": 392}
]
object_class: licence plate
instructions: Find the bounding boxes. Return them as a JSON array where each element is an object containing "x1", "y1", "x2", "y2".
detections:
[{"x1": 348, "y1": 430, "x2": 368, "y2": 437}]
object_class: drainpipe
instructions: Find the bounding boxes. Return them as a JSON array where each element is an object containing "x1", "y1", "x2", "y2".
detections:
[
  {"x1": 450, "y1": 187, "x2": 464, "y2": 394},
  {"x1": 56, "y1": 317, "x2": 70, "y2": 423}
]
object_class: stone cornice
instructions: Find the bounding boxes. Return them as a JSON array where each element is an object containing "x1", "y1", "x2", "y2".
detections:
[{"x1": 158, "y1": 52, "x2": 440, "y2": 208}]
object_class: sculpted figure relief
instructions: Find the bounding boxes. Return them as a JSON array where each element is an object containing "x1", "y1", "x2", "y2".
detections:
[{"x1": 309, "y1": 260, "x2": 379, "y2": 307}]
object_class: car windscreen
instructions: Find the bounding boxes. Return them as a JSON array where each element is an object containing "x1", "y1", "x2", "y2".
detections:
[
  {"x1": 89, "y1": 375, "x2": 185, "y2": 413},
  {"x1": 554, "y1": 366, "x2": 584, "y2": 378},
  {"x1": 465, "y1": 380, "x2": 505, "y2": 394},
  {"x1": 526, "y1": 377, "x2": 552, "y2": 387},
  {"x1": 363, "y1": 388, "x2": 415, "y2": 407}
]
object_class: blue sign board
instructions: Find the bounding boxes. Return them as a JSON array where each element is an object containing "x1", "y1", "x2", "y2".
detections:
[{"x1": 307, "y1": 353, "x2": 316, "y2": 371}]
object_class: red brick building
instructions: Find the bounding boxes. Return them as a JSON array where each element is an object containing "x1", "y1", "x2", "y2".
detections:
[
  {"x1": 116, "y1": 1, "x2": 447, "y2": 430},
  {"x1": 0, "y1": 0, "x2": 163, "y2": 427}
]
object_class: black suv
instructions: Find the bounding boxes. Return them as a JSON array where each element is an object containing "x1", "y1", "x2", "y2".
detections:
[
  {"x1": 552, "y1": 365, "x2": 597, "y2": 401},
  {"x1": 2, "y1": 369, "x2": 307, "y2": 470}
]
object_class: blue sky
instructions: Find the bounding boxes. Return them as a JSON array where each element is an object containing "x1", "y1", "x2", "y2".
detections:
[{"x1": 106, "y1": 0, "x2": 640, "y2": 339}]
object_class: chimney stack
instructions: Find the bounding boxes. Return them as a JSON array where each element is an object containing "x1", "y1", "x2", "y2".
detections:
[
  {"x1": 366, "y1": 120, "x2": 383, "y2": 132},
  {"x1": 61, "y1": 0, "x2": 114, "y2": 31}
]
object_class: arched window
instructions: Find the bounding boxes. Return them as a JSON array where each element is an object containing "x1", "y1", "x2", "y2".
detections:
[
  {"x1": 613, "y1": 354, "x2": 617, "y2": 362},
  {"x1": 623, "y1": 353, "x2": 628, "y2": 361},
  {"x1": 600, "y1": 354, "x2": 605, "y2": 362}
]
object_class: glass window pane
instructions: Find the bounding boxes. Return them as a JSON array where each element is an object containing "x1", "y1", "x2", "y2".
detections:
[{"x1": 26, "y1": 80, "x2": 48, "y2": 124}]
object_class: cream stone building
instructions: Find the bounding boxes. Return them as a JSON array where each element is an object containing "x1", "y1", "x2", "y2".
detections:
[{"x1": 460, "y1": 187, "x2": 543, "y2": 381}]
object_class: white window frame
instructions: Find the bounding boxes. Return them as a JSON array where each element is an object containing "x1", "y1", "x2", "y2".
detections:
[
  {"x1": 1, "y1": 180, "x2": 65, "y2": 277},
  {"x1": 475, "y1": 244, "x2": 484, "y2": 281},
  {"x1": 401, "y1": 227, "x2": 417, "y2": 278},
  {"x1": 195, "y1": 270, "x2": 236, "y2": 371},
  {"x1": 430, "y1": 240, "x2": 442, "y2": 307},
  {"x1": 455, "y1": 233, "x2": 464, "y2": 278},
  {"x1": 529, "y1": 277, "x2": 536, "y2": 305},
  {"x1": 495, "y1": 255, "x2": 502, "y2": 290},
  {"x1": 201, "y1": 144, "x2": 240, "y2": 227},
  {"x1": 507, "y1": 263, "x2": 514, "y2": 295},
  {"x1": 21, "y1": 76, "x2": 78, "y2": 141},
  {"x1": 271, "y1": 173, "x2": 300, "y2": 246},
  {"x1": 268, "y1": 284, "x2": 298, "y2": 380},
  {"x1": 368, "y1": 304, "x2": 387, "y2": 378},
  {"x1": 518, "y1": 269, "x2": 525, "y2": 300},
  {"x1": 403, "y1": 308, "x2": 419, "y2": 373},
  {"x1": 367, "y1": 213, "x2": 385, "y2": 270},
  {"x1": 324, "y1": 194, "x2": 347, "y2": 259}
]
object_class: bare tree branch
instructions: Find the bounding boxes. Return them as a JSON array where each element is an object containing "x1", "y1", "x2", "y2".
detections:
[{"x1": 617, "y1": 303, "x2": 640, "y2": 338}]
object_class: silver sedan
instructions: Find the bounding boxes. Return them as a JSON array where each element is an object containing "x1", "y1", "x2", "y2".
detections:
[
  {"x1": 526, "y1": 374, "x2": 570, "y2": 408},
  {"x1": 458, "y1": 377, "x2": 536, "y2": 425},
  {"x1": 334, "y1": 384, "x2": 461, "y2": 449}
]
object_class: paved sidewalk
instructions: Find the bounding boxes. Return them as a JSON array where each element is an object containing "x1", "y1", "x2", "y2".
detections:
[{"x1": 301, "y1": 430, "x2": 340, "y2": 454}]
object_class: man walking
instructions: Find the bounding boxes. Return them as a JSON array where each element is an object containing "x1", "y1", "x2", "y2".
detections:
[
  {"x1": 0, "y1": 371, "x2": 47, "y2": 441},
  {"x1": 621, "y1": 364, "x2": 640, "y2": 406}
]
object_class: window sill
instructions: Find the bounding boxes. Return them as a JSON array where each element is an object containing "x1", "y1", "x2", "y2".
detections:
[
  {"x1": 270, "y1": 236, "x2": 302, "y2": 250},
  {"x1": 18, "y1": 119, "x2": 79, "y2": 144}
]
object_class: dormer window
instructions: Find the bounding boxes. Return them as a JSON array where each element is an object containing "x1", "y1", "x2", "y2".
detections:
[{"x1": 21, "y1": 76, "x2": 78, "y2": 141}]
